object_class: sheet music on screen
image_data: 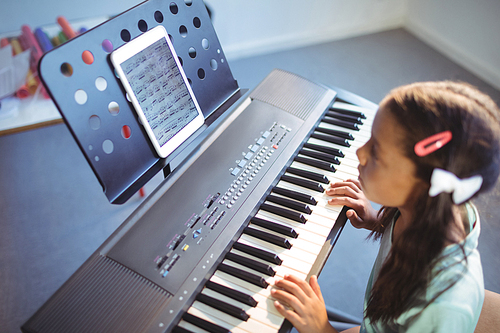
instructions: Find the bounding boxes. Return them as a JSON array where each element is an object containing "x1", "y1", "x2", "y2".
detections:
[{"x1": 122, "y1": 38, "x2": 199, "y2": 147}]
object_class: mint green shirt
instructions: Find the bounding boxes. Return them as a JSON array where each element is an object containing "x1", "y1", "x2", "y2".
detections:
[{"x1": 360, "y1": 204, "x2": 484, "y2": 333}]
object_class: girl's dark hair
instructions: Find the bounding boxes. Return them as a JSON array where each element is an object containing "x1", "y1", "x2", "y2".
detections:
[{"x1": 365, "y1": 81, "x2": 500, "y2": 324}]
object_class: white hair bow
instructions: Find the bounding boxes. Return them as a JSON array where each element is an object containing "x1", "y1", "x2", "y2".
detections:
[{"x1": 429, "y1": 168, "x2": 483, "y2": 204}]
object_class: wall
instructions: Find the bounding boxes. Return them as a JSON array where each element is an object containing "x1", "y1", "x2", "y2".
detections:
[
  {"x1": 1, "y1": 0, "x2": 499, "y2": 90},
  {"x1": 205, "y1": 0, "x2": 406, "y2": 60},
  {"x1": 0, "y1": 0, "x2": 406, "y2": 60},
  {"x1": 0, "y1": 0, "x2": 140, "y2": 34},
  {"x1": 405, "y1": 0, "x2": 500, "y2": 90}
]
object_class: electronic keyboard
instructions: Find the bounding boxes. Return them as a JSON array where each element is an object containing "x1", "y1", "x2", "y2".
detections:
[{"x1": 22, "y1": 69, "x2": 377, "y2": 333}]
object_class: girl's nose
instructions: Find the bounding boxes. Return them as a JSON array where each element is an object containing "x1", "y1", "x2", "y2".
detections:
[{"x1": 356, "y1": 144, "x2": 367, "y2": 166}]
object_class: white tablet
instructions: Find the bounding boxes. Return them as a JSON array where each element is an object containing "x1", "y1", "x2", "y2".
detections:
[{"x1": 111, "y1": 25, "x2": 204, "y2": 158}]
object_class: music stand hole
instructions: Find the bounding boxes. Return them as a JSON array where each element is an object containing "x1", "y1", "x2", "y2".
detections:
[
  {"x1": 138, "y1": 19, "x2": 148, "y2": 32},
  {"x1": 102, "y1": 39, "x2": 113, "y2": 53},
  {"x1": 102, "y1": 139, "x2": 114, "y2": 154},
  {"x1": 189, "y1": 47, "x2": 196, "y2": 58},
  {"x1": 197, "y1": 68, "x2": 205, "y2": 80},
  {"x1": 82, "y1": 50, "x2": 94, "y2": 65},
  {"x1": 202, "y1": 38, "x2": 209, "y2": 50},
  {"x1": 95, "y1": 77, "x2": 107, "y2": 91},
  {"x1": 60, "y1": 62, "x2": 73, "y2": 77},
  {"x1": 210, "y1": 59, "x2": 218, "y2": 71},
  {"x1": 121, "y1": 125, "x2": 132, "y2": 139},
  {"x1": 193, "y1": 17, "x2": 201, "y2": 28},
  {"x1": 179, "y1": 25, "x2": 188, "y2": 37},
  {"x1": 89, "y1": 115, "x2": 101, "y2": 130},
  {"x1": 154, "y1": 11, "x2": 164, "y2": 23},
  {"x1": 108, "y1": 101, "x2": 120, "y2": 115},
  {"x1": 170, "y1": 3, "x2": 179, "y2": 14},
  {"x1": 74, "y1": 89, "x2": 88, "y2": 105},
  {"x1": 121, "y1": 29, "x2": 131, "y2": 42}
]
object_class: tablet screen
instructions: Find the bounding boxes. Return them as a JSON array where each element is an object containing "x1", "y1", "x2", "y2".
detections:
[{"x1": 120, "y1": 38, "x2": 199, "y2": 148}]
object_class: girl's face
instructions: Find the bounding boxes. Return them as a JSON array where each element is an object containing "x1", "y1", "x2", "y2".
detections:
[{"x1": 356, "y1": 103, "x2": 422, "y2": 209}]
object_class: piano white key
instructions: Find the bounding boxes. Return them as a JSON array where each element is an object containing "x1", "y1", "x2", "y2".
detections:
[
  {"x1": 254, "y1": 211, "x2": 333, "y2": 238},
  {"x1": 274, "y1": 181, "x2": 332, "y2": 204},
  {"x1": 201, "y1": 288, "x2": 284, "y2": 330},
  {"x1": 189, "y1": 303, "x2": 278, "y2": 333},
  {"x1": 339, "y1": 156, "x2": 361, "y2": 169},
  {"x1": 317, "y1": 121, "x2": 371, "y2": 138},
  {"x1": 306, "y1": 137, "x2": 360, "y2": 163},
  {"x1": 271, "y1": 180, "x2": 351, "y2": 223},
  {"x1": 317, "y1": 121, "x2": 371, "y2": 139},
  {"x1": 288, "y1": 161, "x2": 357, "y2": 184},
  {"x1": 210, "y1": 271, "x2": 287, "y2": 328},
  {"x1": 293, "y1": 154, "x2": 359, "y2": 178},
  {"x1": 249, "y1": 219, "x2": 326, "y2": 249},
  {"x1": 177, "y1": 319, "x2": 211, "y2": 333},
  {"x1": 331, "y1": 101, "x2": 378, "y2": 118},
  {"x1": 238, "y1": 235, "x2": 318, "y2": 267},
  {"x1": 213, "y1": 270, "x2": 271, "y2": 297},
  {"x1": 258, "y1": 205, "x2": 336, "y2": 231},
  {"x1": 230, "y1": 248, "x2": 312, "y2": 279},
  {"x1": 261, "y1": 193, "x2": 340, "y2": 223},
  {"x1": 242, "y1": 225, "x2": 325, "y2": 253},
  {"x1": 209, "y1": 274, "x2": 282, "y2": 317}
]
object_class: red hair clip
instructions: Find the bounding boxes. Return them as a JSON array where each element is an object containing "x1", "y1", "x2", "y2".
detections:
[{"x1": 414, "y1": 130, "x2": 452, "y2": 157}]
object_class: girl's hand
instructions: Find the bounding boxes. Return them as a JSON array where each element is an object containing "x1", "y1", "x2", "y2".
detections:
[
  {"x1": 325, "y1": 179, "x2": 378, "y2": 230},
  {"x1": 272, "y1": 275, "x2": 337, "y2": 333}
]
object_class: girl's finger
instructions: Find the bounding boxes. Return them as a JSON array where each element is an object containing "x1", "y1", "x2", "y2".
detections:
[
  {"x1": 309, "y1": 275, "x2": 324, "y2": 302},
  {"x1": 274, "y1": 299, "x2": 301, "y2": 324},
  {"x1": 325, "y1": 184, "x2": 360, "y2": 198},
  {"x1": 330, "y1": 179, "x2": 361, "y2": 191},
  {"x1": 274, "y1": 277, "x2": 309, "y2": 302},
  {"x1": 327, "y1": 195, "x2": 359, "y2": 207},
  {"x1": 271, "y1": 288, "x2": 304, "y2": 313},
  {"x1": 282, "y1": 274, "x2": 316, "y2": 298}
]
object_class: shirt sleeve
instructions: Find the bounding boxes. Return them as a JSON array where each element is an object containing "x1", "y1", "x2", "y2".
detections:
[{"x1": 404, "y1": 301, "x2": 476, "y2": 333}]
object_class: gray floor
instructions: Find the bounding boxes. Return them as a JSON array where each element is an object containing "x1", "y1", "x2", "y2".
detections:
[{"x1": 1, "y1": 28, "x2": 499, "y2": 332}]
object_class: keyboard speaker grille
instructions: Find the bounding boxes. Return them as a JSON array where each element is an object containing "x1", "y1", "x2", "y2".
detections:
[
  {"x1": 250, "y1": 69, "x2": 328, "y2": 120},
  {"x1": 22, "y1": 255, "x2": 171, "y2": 333}
]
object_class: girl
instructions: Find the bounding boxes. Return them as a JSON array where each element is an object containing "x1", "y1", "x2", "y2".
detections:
[{"x1": 271, "y1": 81, "x2": 500, "y2": 332}]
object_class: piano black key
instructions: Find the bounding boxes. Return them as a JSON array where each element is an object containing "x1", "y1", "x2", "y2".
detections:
[
  {"x1": 226, "y1": 252, "x2": 276, "y2": 277},
  {"x1": 172, "y1": 325, "x2": 194, "y2": 333},
  {"x1": 182, "y1": 312, "x2": 230, "y2": 333},
  {"x1": 250, "y1": 216, "x2": 299, "y2": 238},
  {"x1": 326, "y1": 111, "x2": 363, "y2": 124},
  {"x1": 293, "y1": 156, "x2": 336, "y2": 173},
  {"x1": 314, "y1": 126, "x2": 354, "y2": 140},
  {"x1": 260, "y1": 202, "x2": 307, "y2": 223},
  {"x1": 298, "y1": 149, "x2": 340, "y2": 165},
  {"x1": 266, "y1": 194, "x2": 312, "y2": 215},
  {"x1": 243, "y1": 226, "x2": 293, "y2": 249},
  {"x1": 322, "y1": 116, "x2": 360, "y2": 131},
  {"x1": 280, "y1": 174, "x2": 325, "y2": 192},
  {"x1": 286, "y1": 167, "x2": 327, "y2": 184},
  {"x1": 217, "y1": 262, "x2": 269, "y2": 289},
  {"x1": 272, "y1": 187, "x2": 318, "y2": 206},
  {"x1": 330, "y1": 105, "x2": 367, "y2": 119},
  {"x1": 232, "y1": 242, "x2": 283, "y2": 265},
  {"x1": 302, "y1": 142, "x2": 344, "y2": 158},
  {"x1": 311, "y1": 132, "x2": 350, "y2": 147},
  {"x1": 196, "y1": 293, "x2": 250, "y2": 321},
  {"x1": 205, "y1": 280, "x2": 258, "y2": 307}
]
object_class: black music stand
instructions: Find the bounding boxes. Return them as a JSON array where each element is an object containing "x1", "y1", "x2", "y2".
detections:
[{"x1": 39, "y1": 0, "x2": 240, "y2": 204}]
